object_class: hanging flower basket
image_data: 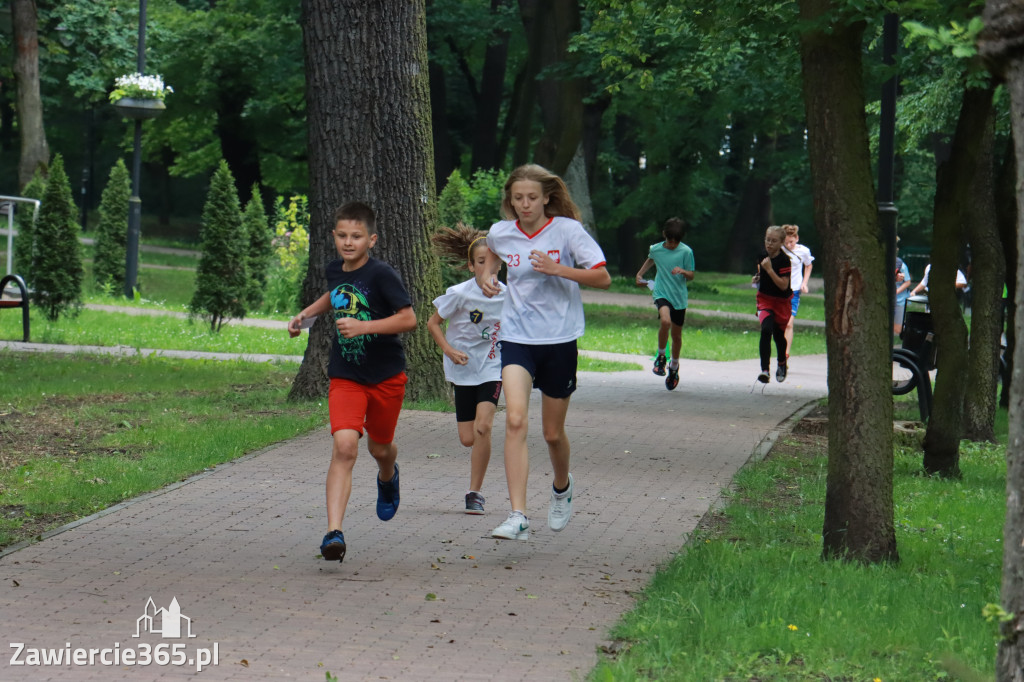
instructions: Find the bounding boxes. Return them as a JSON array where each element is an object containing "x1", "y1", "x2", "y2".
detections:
[
  {"x1": 112, "y1": 97, "x2": 166, "y2": 120},
  {"x1": 108, "y1": 73, "x2": 172, "y2": 119}
]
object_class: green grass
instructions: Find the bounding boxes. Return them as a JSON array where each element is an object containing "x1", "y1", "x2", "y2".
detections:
[
  {"x1": 602, "y1": 273, "x2": 826, "y2": 321},
  {"x1": 581, "y1": 305, "x2": 827, "y2": 360},
  {"x1": 590, "y1": 419, "x2": 1008, "y2": 681},
  {"x1": 0, "y1": 353, "x2": 324, "y2": 548},
  {"x1": 3, "y1": 305, "x2": 299, "y2": 355}
]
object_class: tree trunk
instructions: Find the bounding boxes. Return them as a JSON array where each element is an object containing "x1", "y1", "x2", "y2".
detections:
[
  {"x1": 978, "y1": 4, "x2": 1024, "y2": 677},
  {"x1": 469, "y1": 0, "x2": 512, "y2": 172},
  {"x1": 798, "y1": 0, "x2": 898, "y2": 564},
  {"x1": 721, "y1": 121, "x2": 776, "y2": 273},
  {"x1": 428, "y1": 58, "x2": 456, "y2": 194},
  {"x1": 922, "y1": 87, "x2": 986, "y2": 476},
  {"x1": 963, "y1": 86, "x2": 1005, "y2": 443},
  {"x1": 10, "y1": 0, "x2": 49, "y2": 188},
  {"x1": 294, "y1": 0, "x2": 446, "y2": 402},
  {"x1": 996, "y1": 133, "x2": 1017, "y2": 410}
]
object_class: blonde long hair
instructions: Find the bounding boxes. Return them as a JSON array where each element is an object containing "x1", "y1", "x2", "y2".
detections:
[{"x1": 501, "y1": 164, "x2": 581, "y2": 222}]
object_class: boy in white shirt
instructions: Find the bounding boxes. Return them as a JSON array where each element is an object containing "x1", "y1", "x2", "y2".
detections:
[{"x1": 782, "y1": 224, "x2": 814, "y2": 361}]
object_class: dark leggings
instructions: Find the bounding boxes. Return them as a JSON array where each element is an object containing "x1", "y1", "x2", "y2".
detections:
[{"x1": 759, "y1": 316, "x2": 788, "y2": 371}]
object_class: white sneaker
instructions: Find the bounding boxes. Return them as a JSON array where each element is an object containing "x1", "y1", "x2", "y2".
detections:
[
  {"x1": 492, "y1": 511, "x2": 530, "y2": 540},
  {"x1": 548, "y1": 473, "x2": 574, "y2": 532}
]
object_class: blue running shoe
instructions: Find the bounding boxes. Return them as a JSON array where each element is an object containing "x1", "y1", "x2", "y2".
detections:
[
  {"x1": 377, "y1": 464, "x2": 400, "y2": 521},
  {"x1": 320, "y1": 530, "x2": 346, "y2": 562}
]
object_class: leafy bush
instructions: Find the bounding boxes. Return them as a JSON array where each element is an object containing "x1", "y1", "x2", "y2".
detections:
[
  {"x1": 437, "y1": 168, "x2": 505, "y2": 231},
  {"x1": 30, "y1": 155, "x2": 83, "y2": 320},
  {"x1": 190, "y1": 160, "x2": 248, "y2": 331},
  {"x1": 92, "y1": 159, "x2": 132, "y2": 291},
  {"x1": 435, "y1": 168, "x2": 506, "y2": 288},
  {"x1": 260, "y1": 195, "x2": 309, "y2": 315}
]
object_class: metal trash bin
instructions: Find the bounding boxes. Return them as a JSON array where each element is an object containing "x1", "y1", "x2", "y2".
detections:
[{"x1": 900, "y1": 308, "x2": 935, "y2": 372}]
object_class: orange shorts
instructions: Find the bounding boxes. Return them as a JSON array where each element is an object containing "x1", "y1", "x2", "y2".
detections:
[{"x1": 328, "y1": 372, "x2": 407, "y2": 443}]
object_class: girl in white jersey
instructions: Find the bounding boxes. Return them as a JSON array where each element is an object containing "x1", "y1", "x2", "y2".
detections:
[
  {"x1": 475, "y1": 164, "x2": 612, "y2": 540},
  {"x1": 428, "y1": 225, "x2": 505, "y2": 515}
]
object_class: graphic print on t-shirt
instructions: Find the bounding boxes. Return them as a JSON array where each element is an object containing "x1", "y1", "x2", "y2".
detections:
[{"x1": 331, "y1": 283, "x2": 374, "y2": 364}]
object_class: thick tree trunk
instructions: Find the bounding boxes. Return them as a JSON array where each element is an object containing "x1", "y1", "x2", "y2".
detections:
[
  {"x1": 963, "y1": 87, "x2": 1005, "y2": 443},
  {"x1": 515, "y1": 0, "x2": 583, "y2": 174},
  {"x1": 294, "y1": 0, "x2": 445, "y2": 402},
  {"x1": 979, "y1": 4, "x2": 1024, "y2": 677},
  {"x1": 10, "y1": 0, "x2": 49, "y2": 188},
  {"x1": 922, "y1": 88, "x2": 987, "y2": 475},
  {"x1": 798, "y1": 0, "x2": 898, "y2": 564}
]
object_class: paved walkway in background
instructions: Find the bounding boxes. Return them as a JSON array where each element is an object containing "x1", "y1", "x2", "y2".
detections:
[{"x1": 0, "y1": 326, "x2": 828, "y2": 680}]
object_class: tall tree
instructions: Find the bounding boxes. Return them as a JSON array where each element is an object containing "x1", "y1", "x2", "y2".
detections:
[
  {"x1": 10, "y1": 0, "x2": 49, "y2": 188},
  {"x1": 921, "y1": 86, "x2": 985, "y2": 476},
  {"x1": 978, "y1": 4, "x2": 1024, "y2": 677},
  {"x1": 292, "y1": 0, "x2": 445, "y2": 402},
  {"x1": 962, "y1": 86, "x2": 1006, "y2": 443},
  {"x1": 798, "y1": 0, "x2": 898, "y2": 563}
]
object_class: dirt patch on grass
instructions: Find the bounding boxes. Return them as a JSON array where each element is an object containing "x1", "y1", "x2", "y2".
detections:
[{"x1": 0, "y1": 394, "x2": 144, "y2": 470}]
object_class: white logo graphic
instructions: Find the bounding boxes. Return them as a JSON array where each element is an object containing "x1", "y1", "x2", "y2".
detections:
[
  {"x1": 9, "y1": 596, "x2": 217, "y2": 671},
  {"x1": 135, "y1": 597, "x2": 196, "y2": 639}
]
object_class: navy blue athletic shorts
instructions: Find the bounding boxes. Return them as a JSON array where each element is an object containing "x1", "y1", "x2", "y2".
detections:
[{"x1": 500, "y1": 340, "x2": 578, "y2": 399}]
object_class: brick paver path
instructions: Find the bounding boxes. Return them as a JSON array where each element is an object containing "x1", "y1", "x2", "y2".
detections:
[{"x1": 1, "y1": 345, "x2": 826, "y2": 681}]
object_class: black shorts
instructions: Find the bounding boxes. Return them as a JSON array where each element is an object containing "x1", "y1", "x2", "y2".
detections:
[
  {"x1": 654, "y1": 299, "x2": 687, "y2": 327},
  {"x1": 500, "y1": 340, "x2": 578, "y2": 399},
  {"x1": 453, "y1": 381, "x2": 502, "y2": 422}
]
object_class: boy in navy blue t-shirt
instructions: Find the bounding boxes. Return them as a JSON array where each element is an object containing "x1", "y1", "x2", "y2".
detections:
[{"x1": 288, "y1": 202, "x2": 417, "y2": 564}]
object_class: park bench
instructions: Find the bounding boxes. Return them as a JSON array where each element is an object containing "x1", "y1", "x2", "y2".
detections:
[{"x1": 0, "y1": 273, "x2": 30, "y2": 342}]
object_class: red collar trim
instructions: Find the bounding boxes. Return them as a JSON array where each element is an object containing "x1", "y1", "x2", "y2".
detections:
[{"x1": 515, "y1": 216, "x2": 554, "y2": 239}]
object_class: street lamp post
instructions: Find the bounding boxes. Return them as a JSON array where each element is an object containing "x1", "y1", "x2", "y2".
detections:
[
  {"x1": 124, "y1": 0, "x2": 147, "y2": 299},
  {"x1": 879, "y1": 12, "x2": 899, "y2": 331}
]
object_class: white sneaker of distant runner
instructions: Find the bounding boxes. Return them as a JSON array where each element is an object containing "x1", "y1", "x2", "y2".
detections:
[
  {"x1": 548, "y1": 473, "x2": 574, "y2": 532},
  {"x1": 492, "y1": 511, "x2": 530, "y2": 540}
]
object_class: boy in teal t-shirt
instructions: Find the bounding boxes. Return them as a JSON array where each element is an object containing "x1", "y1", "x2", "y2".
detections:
[{"x1": 635, "y1": 217, "x2": 695, "y2": 391}]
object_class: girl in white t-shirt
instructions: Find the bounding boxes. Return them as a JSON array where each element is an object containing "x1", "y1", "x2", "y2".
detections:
[
  {"x1": 474, "y1": 164, "x2": 612, "y2": 541},
  {"x1": 428, "y1": 225, "x2": 505, "y2": 515}
]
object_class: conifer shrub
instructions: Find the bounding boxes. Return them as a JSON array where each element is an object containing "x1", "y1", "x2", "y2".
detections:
[
  {"x1": 189, "y1": 160, "x2": 248, "y2": 331},
  {"x1": 30, "y1": 155, "x2": 83, "y2": 320},
  {"x1": 13, "y1": 171, "x2": 46, "y2": 285},
  {"x1": 92, "y1": 159, "x2": 132, "y2": 292},
  {"x1": 242, "y1": 185, "x2": 272, "y2": 311}
]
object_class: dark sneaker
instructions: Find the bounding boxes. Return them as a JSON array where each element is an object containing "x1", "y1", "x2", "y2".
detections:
[
  {"x1": 665, "y1": 366, "x2": 679, "y2": 391},
  {"x1": 776, "y1": 363, "x2": 787, "y2": 383},
  {"x1": 757, "y1": 370, "x2": 770, "y2": 384},
  {"x1": 465, "y1": 491, "x2": 485, "y2": 515},
  {"x1": 376, "y1": 464, "x2": 400, "y2": 521},
  {"x1": 653, "y1": 354, "x2": 667, "y2": 376},
  {"x1": 320, "y1": 530, "x2": 346, "y2": 562}
]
